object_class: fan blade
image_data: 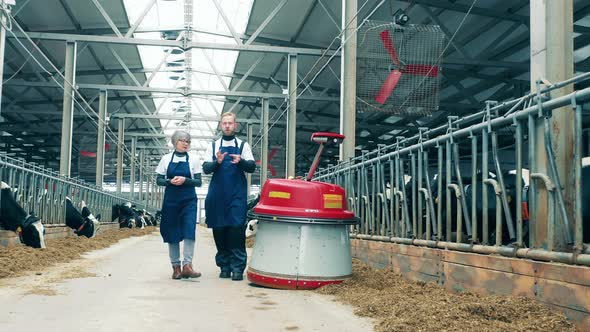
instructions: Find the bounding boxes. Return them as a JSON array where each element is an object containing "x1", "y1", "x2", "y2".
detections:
[
  {"x1": 375, "y1": 70, "x2": 402, "y2": 105},
  {"x1": 403, "y1": 64, "x2": 439, "y2": 77},
  {"x1": 379, "y1": 30, "x2": 400, "y2": 65}
]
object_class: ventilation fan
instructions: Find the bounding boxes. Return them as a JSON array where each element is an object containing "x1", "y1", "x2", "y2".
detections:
[{"x1": 357, "y1": 21, "x2": 445, "y2": 116}]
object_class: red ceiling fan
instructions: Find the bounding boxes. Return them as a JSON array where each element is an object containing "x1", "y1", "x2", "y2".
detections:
[{"x1": 374, "y1": 30, "x2": 440, "y2": 105}]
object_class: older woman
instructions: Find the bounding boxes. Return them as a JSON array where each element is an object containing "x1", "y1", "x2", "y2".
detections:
[{"x1": 155, "y1": 130, "x2": 203, "y2": 279}]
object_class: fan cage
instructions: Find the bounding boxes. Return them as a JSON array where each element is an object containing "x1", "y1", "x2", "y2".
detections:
[{"x1": 356, "y1": 21, "x2": 445, "y2": 116}]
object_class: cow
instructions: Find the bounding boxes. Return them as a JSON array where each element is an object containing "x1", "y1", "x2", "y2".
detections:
[
  {"x1": 142, "y1": 210, "x2": 156, "y2": 226},
  {"x1": 112, "y1": 203, "x2": 135, "y2": 228},
  {"x1": 0, "y1": 181, "x2": 46, "y2": 248},
  {"x1": 65, "y1": 197, "x2": 100, "y2": 238},
  {"x1": 129, "y1": 205, "x2": 146, "y2": 229},
  {"x1": 245, "y1": 194, "x2": 260, "y2": 238}
]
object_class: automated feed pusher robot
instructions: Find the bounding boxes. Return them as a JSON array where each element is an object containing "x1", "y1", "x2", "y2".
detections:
[{"x1": 247, "y1": 132, "x2": 359, "y2": 290}]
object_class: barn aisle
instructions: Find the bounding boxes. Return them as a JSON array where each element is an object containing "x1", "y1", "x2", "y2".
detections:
[{"x1": 0, "y1": 228, "x2": 374, "y2": 332}]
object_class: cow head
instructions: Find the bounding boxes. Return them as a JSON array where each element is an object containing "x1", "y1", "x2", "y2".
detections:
[
  {"x1": 80, "y1": 201, "x2": 100, "y2": 238},
  {"x1": 1, "y1": 181, "x2": 46, "y2": 248},
  {"x1": 245, "y1": 219, "x2": 258, "y2": 238},
  {"x1": 65, "y1": 197, "x2": 97, "y2": 238},
  {"x1": 20, "y1": 215, "x2": 46, "y2": 248}
]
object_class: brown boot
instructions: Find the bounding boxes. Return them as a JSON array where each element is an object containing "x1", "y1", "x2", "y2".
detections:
[
  {"x1": 181, "y1": 264, "x2": 202, "y2": 278},
  {"x1": 172, "y1": 265, "x2": 182, "y2": 280}
]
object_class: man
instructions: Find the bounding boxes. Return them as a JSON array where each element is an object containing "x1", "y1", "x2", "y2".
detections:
[{"x1": 203, "y1": 112, "x2": 256, "y2": 281}]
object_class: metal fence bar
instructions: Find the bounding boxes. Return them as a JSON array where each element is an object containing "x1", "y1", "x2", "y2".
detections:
[
  {"x1": 313, "y1": 81, "x2": 590, "y2": 265},
  {"x1": 0, "y1": 154, "x2": 157, "y2": 226}
]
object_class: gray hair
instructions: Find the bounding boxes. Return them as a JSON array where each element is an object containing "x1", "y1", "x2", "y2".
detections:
[{"x1": 171, "y1": 130, "x2": 191, "y2": 146}]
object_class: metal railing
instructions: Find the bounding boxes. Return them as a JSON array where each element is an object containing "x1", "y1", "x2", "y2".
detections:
[
  {"x1": 0, "y1": 153, "x2": 159, "y2": 225},
  {"x1": 314, "y1": 75, "x2": 590, "y2": 267}
]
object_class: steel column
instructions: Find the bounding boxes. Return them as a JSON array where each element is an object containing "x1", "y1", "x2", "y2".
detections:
[
  {"x1": 339, "y1": 0, "x2": 357, "y2": 162},
  {"x1": 261, "y1": 98, "x2": 269, "y2": 186},
  {"x1": 59, "y1": 41, "x2": 77, "y2": 176},
  {"x1": 0, "y1": 7, "x2": 6, "y2": 115},
  {"x1": 95, "y1": 89, "x2": 107, "y2": 188},
  {"x1": 116, "y1": 118, "x2": 124, "y2": 194},
  {"x1": 139, "y1": 149, "x2": 144, "y2": 202},
  {"x1": 286, "y1": 54, "x2": 297, "y2": 178},
  {"x1": 530, "y1": 0, "x2": 574, "y2": 250},
  {"x1": 247, "y1": 122, "x2": 253, "y2": 195},
  {"x1": 130, "y1": 136, "x2": 137, "y2": 200}
]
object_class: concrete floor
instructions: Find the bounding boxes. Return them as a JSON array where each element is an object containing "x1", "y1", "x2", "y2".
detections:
[{"x1": 0, "y1": 227, "x2": 374, "y2": 332}]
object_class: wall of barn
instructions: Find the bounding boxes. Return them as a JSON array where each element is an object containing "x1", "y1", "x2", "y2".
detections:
[
  {"x1": 351, "y1": 239, "x2": 590, "y2": 331},
  {"x1": 0, "y1": 223, "x2": 119, "y2": 247}
]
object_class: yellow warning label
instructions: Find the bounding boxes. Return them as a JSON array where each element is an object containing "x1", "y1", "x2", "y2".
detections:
[
  {"x1": 323, "y1": 194, "x2": 342, "y2": 209},
  {"x1": 269, "y1": 191, "x2": 291, "y2": 199}
]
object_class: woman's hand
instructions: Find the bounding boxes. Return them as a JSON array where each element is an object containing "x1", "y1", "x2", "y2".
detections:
[{"x1": 170, "y1": 176, "x2": 186, "y2": 186}]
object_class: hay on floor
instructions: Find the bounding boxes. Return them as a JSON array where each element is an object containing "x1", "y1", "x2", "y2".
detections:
[{"x1": 316, "y1": 259, "x2": 577, "y2": 332}]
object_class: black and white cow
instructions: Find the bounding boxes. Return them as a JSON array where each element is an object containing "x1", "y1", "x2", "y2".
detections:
[
  {"x1": 65, "y1": 197, "x2": 100, "y2": 238},
  {"x1": 131, "y1": 206, "x2": 147, "y2": 229},
  {"x1": 245, "y1": 194, "x2": 260, "y2": 238},
  {"x1": 154, "y1": 210, "x2": 162, "y2": 225},
  {"x1": 141, "y1": 210, "x2": 157, "y2": 227},
  {"x1": 112, "y1": 203, "x2": 136, "y2": 229},
  {"x1": 0, "y1": 181, "x2": 46, "y2": 248}
]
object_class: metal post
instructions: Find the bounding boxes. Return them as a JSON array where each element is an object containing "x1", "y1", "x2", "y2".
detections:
[
  {"x1": 247, "y1": 122, "x2": 253, "y2": 195},
  {"x1": 0, "y1": 7, "x2": 7, "y2": 115},
  {"x1": 261, "y1": 98, "x2": 269, "y2": 186},
  {"x1": 515, "y1": 121, "x2": 524, "y2": 247},
  {"x1": 59, "y1": 41, "x2": 77, "y2": 176},
  {"x1": 116, "y1": 118, "x2": 124, "y2": 194},
  {"x1": 339, "y1": 0, "x2": 357, "y2": 162},
  {"x1": 445, "y1": 138, "x2": 451, "y2": 242},
  {"x1": 482, "y1": 129, "x2": 489, "y2": 245},
  {"x1": 530, "y1": 0, "x2": 574, "y2": 251},
  {"x1": 145, "y1": 168, "x2": 151, "y2": 208},
  {"x1": 130, "y1": 136, "x2": 137, "y2": 200},
  {"x1": 96, "y1": 89, "x2": 107, "y2": 188},
  {"x1": 471, "y1": 133, "x2": 478, "y2": 242},
  {"x1": 286, "y1": 54, "x2": 297, "y2": 178},
  {"x1": 139, "y1": 149, "x2": 144, "y2": 202},
  {"x1": 574, "y1": 105, "x2": 583, "y2": 251}
]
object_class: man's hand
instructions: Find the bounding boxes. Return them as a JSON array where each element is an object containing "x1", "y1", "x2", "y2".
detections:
[
  {"x1": 170, "y1": 176, "x2": 186, "y2": 186},
  {"x1": 216, "y1": 151, "x2": 227, "y2": 164},
  {"x1": 229, "y1": 154, "x2": 241, "y2": 164}
]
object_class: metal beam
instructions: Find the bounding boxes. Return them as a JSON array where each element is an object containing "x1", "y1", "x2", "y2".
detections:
[
  {"x1": 317, "y1": 0, "x2": 341, "y2": 32},
  {"x1": 399, "y1": 0, "x2": 528, "y2": 25},
  {"x1": 116, "y1": 118, "x2": 124, "y2": 194},
  {"x1": 0, "y1": 8, "x2": 6, "y2": 115},
  {"x1": 59, "y1": 41, "x2": 76, "y2": 176},
  {"x1": 247, "y1": 123, "x2": 253, "y2": 195},
  {"x1": 340, "y1": 0, "x2": 356, "y2": 162},
  {"x1": 260, "y1": 98, "x2": 269, "y2": 185},
  {"x1": 130, "y1": 136, "x2": 137, "y2": 199},
  {"x1": 4, "y1": 80, "x2": 340, "y2": 101},
  {"x1": 9, "y1": 31, "x2": 336, "y2": 56},
  {"x1": 530, "y1": 0, "x2": 574, "y2": 251},
  {"x1": 211, "y1": 0, "x2": 242, "y2": 45},
  {"x1": 245, "y1": 0, "x2": 289, "y2": 46},
  {"x1": 90, "y1": 0, "x2": 123, "y2": 37},
  {"x1": 287, "y1": 54, "x2": 297, "y2": 178},
  {"x1": 96, "y1": 89, "x2": 107, "y2": 188},
  {"x1": 125, "y1": 133, "x2": 216, "y2": 139}
]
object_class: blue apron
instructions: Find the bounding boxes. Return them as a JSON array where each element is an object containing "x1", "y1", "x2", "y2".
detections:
[
  {"x1": 160, "y1": 153, "x2": 197, "y2": 243},
  {"x1": 205, "y1": 139, "x2": 247, "y2": 228}
]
